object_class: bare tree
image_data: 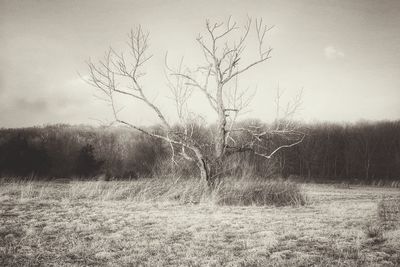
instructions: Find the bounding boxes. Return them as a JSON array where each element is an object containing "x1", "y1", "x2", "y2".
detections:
[{"x1": 86, "y1": 17, "x2": 304, "y2": 186}]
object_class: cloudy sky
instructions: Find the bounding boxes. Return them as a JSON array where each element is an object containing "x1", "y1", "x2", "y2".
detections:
[{"x1": 1, "y1": 0, "x2": 399, "y2": 128}]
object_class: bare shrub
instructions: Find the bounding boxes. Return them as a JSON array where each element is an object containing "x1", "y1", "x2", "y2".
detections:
[{"x1": 216, "y1": 178, "x2": 306, "y2": 206}]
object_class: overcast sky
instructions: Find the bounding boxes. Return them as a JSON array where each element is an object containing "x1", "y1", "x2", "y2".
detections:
[{"x1": 1, "y1": 0, "x2": 399, "y2": 128}]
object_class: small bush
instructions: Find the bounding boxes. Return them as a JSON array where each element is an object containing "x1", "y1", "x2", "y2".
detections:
[{"x1": 216, "y1": 178, "x2": 306, "y2": 206}]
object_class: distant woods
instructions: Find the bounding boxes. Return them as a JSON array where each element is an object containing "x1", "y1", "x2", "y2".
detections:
[
  {"x1": 0, "y1": 121, "x2": 399, "y2": 183},
  {"x1": 0, "y1": 125, "x2": 166, "y2": 179}
]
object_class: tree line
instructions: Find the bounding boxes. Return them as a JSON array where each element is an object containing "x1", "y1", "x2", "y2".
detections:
[
  {"x1": 279, "y1": 120, "x2": 400, "y2": 182},
  {"x1": 0, "y1": 121, "x2": 399, "y2": 183},
  {"x1": 0, "y1": 124, "x2": 166, "y2": 179}
]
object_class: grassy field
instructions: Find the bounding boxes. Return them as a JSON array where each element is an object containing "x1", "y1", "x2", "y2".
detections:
[{"x1": 1, "y1": 180, "x2": 399, "y2": 266}]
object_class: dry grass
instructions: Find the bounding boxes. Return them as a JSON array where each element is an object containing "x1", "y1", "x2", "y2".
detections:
[
  {"x1": 1, "y1": 179, "x2": 400, "y2": 266},
  {"x1": 378, "y1": 198, "x2": 400, "y2": 230},
  {"x1": 0, "y1": 177, "x2": 305, "y2": 206}
]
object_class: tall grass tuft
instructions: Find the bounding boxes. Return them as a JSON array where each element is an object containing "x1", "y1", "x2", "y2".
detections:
[{"x1": 0, "y1": 177, "x2": 58, "y2": 200}]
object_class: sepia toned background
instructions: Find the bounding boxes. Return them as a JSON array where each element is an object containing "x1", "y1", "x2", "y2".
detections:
[{"x1": 1, "y1": 0, "x2": 399, "y2": 127}]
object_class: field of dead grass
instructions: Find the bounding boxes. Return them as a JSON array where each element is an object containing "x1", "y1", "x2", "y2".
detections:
[{"x1": 1, "y1": 180, "x2": 399, "y2": 266}]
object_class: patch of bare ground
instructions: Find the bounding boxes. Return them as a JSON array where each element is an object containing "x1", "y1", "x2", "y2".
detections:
[{"x1": 1, "y1": 181, "x2": 399, "y2": 266}]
